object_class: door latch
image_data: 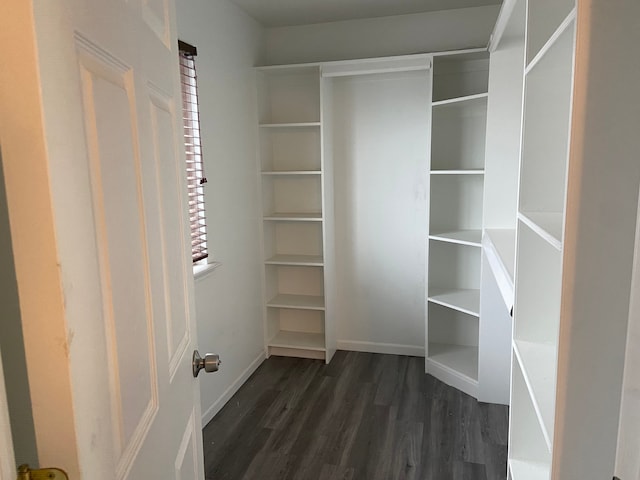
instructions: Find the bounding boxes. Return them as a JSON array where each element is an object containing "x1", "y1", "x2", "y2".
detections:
[{"x1": 17, "y1": 464, "x2": 68, "y2": 480}]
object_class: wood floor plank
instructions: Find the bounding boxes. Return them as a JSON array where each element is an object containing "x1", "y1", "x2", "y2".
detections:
[
  {"x1": 390, "y1": 421, "x2": 423, "y2": 480},
  {"x1": 453, "y1": 461, "x2": 488, "y2": 480},
  {"x1": 479, "y1": 402, "x2": 510, "y2": 446},
  {"x1": 203, "y1": 351, "x2": 508, "y2": 480},
  {"x1": 318, "y1": 464, "x2": 355, "y2": 480},
  {"x1": 457, "y1": 394, "x2": 486, "y2": 464}
]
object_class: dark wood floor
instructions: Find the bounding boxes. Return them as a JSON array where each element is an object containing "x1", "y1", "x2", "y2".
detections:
[{"x1": 203, "y1": 351, "x2": 508, "y2": 480}]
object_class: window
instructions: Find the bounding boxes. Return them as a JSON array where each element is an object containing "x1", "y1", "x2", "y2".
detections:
[{"x1": 178, "y1": 40, "x2": 208, "y2": 263}]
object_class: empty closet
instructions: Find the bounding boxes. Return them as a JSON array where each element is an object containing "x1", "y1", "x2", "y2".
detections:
[{"x1": 256, "y1": 52, "x2": 513, "y2": 404}]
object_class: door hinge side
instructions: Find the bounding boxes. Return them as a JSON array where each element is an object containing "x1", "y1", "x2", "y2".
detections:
[{"x1": 17, "y1": 464, "x2": 68, "y2": 480}]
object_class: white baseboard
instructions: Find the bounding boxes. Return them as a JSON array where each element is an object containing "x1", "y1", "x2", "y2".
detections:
[
  {"x1": 200, "y1": 351, "x2": 266, "y2": 428},
  {"x1": 426, "y1": 358, "x2": 479, "y2": 398},
  {"x1": 337, "y1": 340, "x2": 424, "y2": 357}
]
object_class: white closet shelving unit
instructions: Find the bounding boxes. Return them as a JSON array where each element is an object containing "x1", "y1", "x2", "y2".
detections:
[
  {"x1": 508, "y1": 0, "x2": 576, "y2": 477},
  {"x1": 426, "y1": 51, "x2": 490, "y2": 397},
  {"x1": 256, "y1": 64, "x2": 336, "y2": 362},
  {"x1": 476, "y1": 0, "x2": 526, "y2": 406}
]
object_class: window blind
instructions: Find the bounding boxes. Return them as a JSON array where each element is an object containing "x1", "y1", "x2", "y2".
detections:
[{"x1": 178, "y1": 42, "x2": 208, "y2": 263}]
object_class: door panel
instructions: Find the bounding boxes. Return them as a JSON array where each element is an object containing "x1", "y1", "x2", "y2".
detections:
[
  {"x1": 142, "y1": 0, "x2": 172, "y2": 47},
  {"x1": 79, "y1": 43, "x2": 159, "y2": 468},
  {"x1": 148, "y1": 93, "x2": 191, "y2": 378},
  {"x1": 174, "y1": 412, "x2": 199, "y2": 480}
]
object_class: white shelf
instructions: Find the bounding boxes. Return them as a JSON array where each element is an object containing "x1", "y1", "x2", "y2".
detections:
[
  {"x1": 267, "y1": 293, "x2": 325, "y2": 311},
  {"x1": 427, "y1": 342, "x2": 479, "y2": 382},
  {"x1": 429, "y1": 229, "x2": 482, "y2": 247},
  {"x1": 483, "y1": 229, "x2": 516, "y2": 310},
  {"x1": 518, "y1": 212, "x2": 563, "y2": 250},
  {"x1": 509, "y1": 459, "x2": 551, "y2": 480},
  {"x1": 526, "y1": 8, "x2": 576, "y2": 75},
  {"x1": 514, "y1": 339, "x2": 557, "y2": 450},
  {"x1": 432, "y1": 52, "x2": 489, "y2": 102},
  {"x1": 428, "y1": 288, "x2": 480, "y2": 317},
  {"x1": 263, "y1": 212, "x2": 323, "y2": 222},
  {"x1": 430, "y1": 169, "x2": 485, "y2": 175},
  {"x1": 268, "y1": 330, "x2": 326, "y2": 351},
  {"x1": 484, "y1": 229, "x2": 516, "y2": 281},
  {"x1": 265, "y1": 254, "x2": 324, "y2": 266},
  {"x1": 259, "y1": 122, "x2": 321, "y2": 128},
  {"x1": 262, "y1": 170, "x2": 321, "y2": 176},
  {"x1": 432, "y1": 92, "x2": 488, "y2": 107}
]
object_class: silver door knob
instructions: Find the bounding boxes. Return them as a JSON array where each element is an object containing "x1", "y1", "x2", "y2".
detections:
[{"x1": 192, "y1": 350, "x2": 221, "y2": 377}]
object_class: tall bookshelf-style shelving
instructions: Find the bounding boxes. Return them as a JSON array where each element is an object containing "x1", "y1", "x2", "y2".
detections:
[
  {"x1": 426, "y1": 52, "x2": 489, "y2": 397},
  {"x1": 508, "y1": 2, "x2": 576, "y2": 478},
  {"x1": 256, "y1": 65, "x2": 335, "y2": 362}
]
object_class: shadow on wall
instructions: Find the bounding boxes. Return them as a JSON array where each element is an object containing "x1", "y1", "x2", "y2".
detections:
[{"x1": 0, "y1": 146, "x2": 38, "y2": 467}]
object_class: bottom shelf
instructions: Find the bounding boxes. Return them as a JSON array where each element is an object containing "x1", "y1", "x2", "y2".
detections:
[
  {"x1": 268, "y1": 330, "x2": 326, "y2": 360},
  {"x1": 427, "y1": 343, "x2": 478, "y2": 397},
  {"x1": 428, "y1": 343, "x2": 478, "y2": 380},
  {"x1": 509, "y1": 459, "x2": 550, "y2": 480}
]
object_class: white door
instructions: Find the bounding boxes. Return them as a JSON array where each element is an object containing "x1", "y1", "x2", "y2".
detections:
[
  {"x1": 614, "y1": 196, "x2": 640, "y2": 480},
  {"x1": 0, "y1": 0, "x2": 205, "y2": 479}
]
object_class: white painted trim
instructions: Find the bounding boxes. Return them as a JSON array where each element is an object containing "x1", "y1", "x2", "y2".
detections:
[
  {"x1": 200, "y1": 351, "x2": 266, "y2": 428},
  {"x1": 488, "y1": 0, "x2": 518, "y2": 52},
  {"x1": 193, "y1": 261, "x2": 222, "y2": 282},
  {"x1": 337, "y1": 340, "x2": 424, "y2": 357},
  {"x1": 431, "y1": 47, "x2": 488, "y2": 57},
  {"x1": 0, "y1": 351, "x2": 15, "y2": 480},
  {"x1": 426, "y1": 358, "x2": 479, "y2": 398},
  {"x1": 321, "y1": 57, "x2": 431, "y2": 78},
  {"x1": 256, "y1": 49, "x2": 486, "y2": 72}
]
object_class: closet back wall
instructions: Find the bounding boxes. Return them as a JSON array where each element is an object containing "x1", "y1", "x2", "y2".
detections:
[{"x1": 332, "y1": 71, "x2": 430, "y2": 355}]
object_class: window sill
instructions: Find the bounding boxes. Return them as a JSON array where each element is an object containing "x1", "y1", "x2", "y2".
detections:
[{"x1": 193, "y1": 261, "x2": 222, "y2": 282}]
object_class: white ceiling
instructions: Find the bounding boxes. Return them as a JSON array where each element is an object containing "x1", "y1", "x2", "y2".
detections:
[{"x1": 229, "y1": 0, "x2": 502, "y2": 28}]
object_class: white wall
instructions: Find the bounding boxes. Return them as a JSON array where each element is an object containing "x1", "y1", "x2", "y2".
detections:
[
  {"x1": 331, "y1": 71, "x2": 430, "y2": 356},
  {"x1": 175, "y1": 0, "x2": 266, "y2": 427},
  {"x1": 265, "y1": 6, "x2": 500, "y2": 65}
]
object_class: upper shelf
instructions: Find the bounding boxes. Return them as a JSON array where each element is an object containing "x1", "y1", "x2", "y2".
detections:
[
  {"x1": 526, "y1": 3, "x2": 576, "y2": 67},
  {"x1": 432, "y1": 52, "x2": 489, "y2": 103},
  {"x1": 483, "y1": 229, "x2": 516, "y2": 310},
  {"x1": 518, "y1": 212, "x2": 562, "y2": 250},
  {"x1": 262, "y1": 170, "x2": 322, "y2": 176},
  {"x1": 430, "y1": 229, "x2": 482, "y2": 247},
  {"x1": 259, "y1": 122, "x2": 321, "y2": 128},
  {"x1": 431, "y1": 169, "x2": 485, "y2": 175},
  {"x1": 432, "y1": 92, "x2": 488, "y2": 107},
  {"x1": 264, "y1": 212, "x2": 323, "y2": 222},
  {"x1": 257, "y1": 67, "x2": 320, "y2": 125}
]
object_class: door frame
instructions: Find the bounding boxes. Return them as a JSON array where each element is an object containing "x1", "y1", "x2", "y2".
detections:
[
  {"x1": 0, "y1": 346, "x2": 16, "y2": 480},
  {"x1": 0, "y1": 0, "x2": 80, "y2": 455}
]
